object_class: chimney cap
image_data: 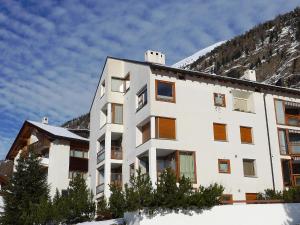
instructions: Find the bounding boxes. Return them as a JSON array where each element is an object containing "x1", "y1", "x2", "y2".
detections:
[
  {"x1": 144, "y1": 50, "x2": 165, "y2": 65},
  {"x1": 42, "y1": 117, "x2": 48, "y2": 124}
]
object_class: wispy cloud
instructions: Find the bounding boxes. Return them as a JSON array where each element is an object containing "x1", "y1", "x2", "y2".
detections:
[{"x1": 0, "y1": 0, "x2": 299, "y2": 158}]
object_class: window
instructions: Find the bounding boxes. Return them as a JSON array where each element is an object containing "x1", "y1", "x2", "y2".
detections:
[
  {"x1": 70, "y1": 150, "x2": 88, "y2": 159},
  {"x1": 142, "y1": 122, "x2": 151, "y2": 143},
  {"x1": 221, "y1": 194, "x2": 233, "y2": 204},
  {"x1": 155, "y1": 117, "x2": 176, "y2": 139},
  {"x1": 213, "y1": 123, "x2": 227, "y2": 141},
  {"x1": 275, "y1": 99, "x2": 300, "y2": 126},
  {"x1": 218, "y1": 159, "x2": 231, "y2": 173},
  {"x1": 100, "y1": 80, "x2": 105, "y2": 97},
  {"x1": 179, "y1": 152, "x2": 196, "y2": 182},
  {"x1": 137, "y1": 86, "x2": 147, "y2": 111},
  {"x1": 240, "y1": 126, "x2": 253, "y2": 144},
  {"x1": 124, "y1": 74, "x2": 130, "y2": 92},
  {"x1": 278, "y1": 129, "x2": 288, "y2": 155},
  {"x1": 214, "y1": 93, "x2": 226, "y2": 107},
  {"x1": 232, "y1": 90, "x2": 254, "y2": 113},
  {"x1": 112, "y1": 104, "x2": 123, "y2": 124},
  {"x1": 281, "y1": 159, "x2": 291, "y2": 186},
  {"x1": 111, "y1": 77, "x2": 124, "y2": 92},
  {"x1": 243, "y1": 159, "x2": 256, "y2": 177},
  {"x1": 155, "y1": 80, "x2": 175, "y2": 102}
]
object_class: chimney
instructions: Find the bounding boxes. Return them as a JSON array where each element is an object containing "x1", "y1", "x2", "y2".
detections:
[
  {"x1": 42, "y1": 117, "x2": 48, "y2": 124},
  {"x1": 144, "y1": 50, "x2": 165, "y2": 65},
  {"x1": 241, "y1": 69, "x2": 256, "y2": 81}
]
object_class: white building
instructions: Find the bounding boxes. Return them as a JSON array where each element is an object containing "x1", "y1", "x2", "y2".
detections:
[
  {"x1": 6, "y1": 120, "x2": 89, "y2": 197},
  {"x1": 89, "y1": 51, "x2": 300, "y2": 202}
]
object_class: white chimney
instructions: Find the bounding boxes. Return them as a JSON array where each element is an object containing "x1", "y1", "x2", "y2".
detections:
[
  {"x1": 42, "y1": 117, "x2": 48, "y2": 124},
  {"x1": 145, "y1": 50, "x2": 165, "y2": 65},
  {"x1": 242, "y1": 69, "x2": 256, "y2": 81}
]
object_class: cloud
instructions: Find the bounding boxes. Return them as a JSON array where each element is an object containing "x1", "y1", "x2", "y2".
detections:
[{"x1": 0, "y1": 0, "x2": 299, "y2": 157}]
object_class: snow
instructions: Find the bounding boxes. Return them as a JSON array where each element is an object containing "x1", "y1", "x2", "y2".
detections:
[
  {"x1": 77, "y1": 218, "x2": 124, "y2": 225},
  {"x1": 27, "y1": 120, "x2": 88, "y2": 141},
  {"x1": 172, "y1": 41, "x2": 226, "y2": 68}
]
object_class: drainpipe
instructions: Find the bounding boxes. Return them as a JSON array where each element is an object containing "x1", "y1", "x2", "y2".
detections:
[{"x1": 263, "y1": 93, "x2": 276, "y2": 190}]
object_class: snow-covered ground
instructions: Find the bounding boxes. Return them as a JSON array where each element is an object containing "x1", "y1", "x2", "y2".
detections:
[
  {"x1": 77, "y1": 218, "x2": 124, "y2": 225},
  {"x1": 172, "y1": 41, "x2": 226, "y2": 68}
]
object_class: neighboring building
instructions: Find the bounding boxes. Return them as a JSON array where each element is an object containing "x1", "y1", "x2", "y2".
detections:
[
  {"x1": 5, "y1": 119, "x2": 89, "y2": 197},
  {"x1": 89, "y1": 50, "x2": 300, "y2": 202}
]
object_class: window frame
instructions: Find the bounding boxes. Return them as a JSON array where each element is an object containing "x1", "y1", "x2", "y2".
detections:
[
  {"x1": 218, "y1": 159, "x2": 231, "y2": 174},
  {"x1": 111, "y1": 77, "x2": 125, "y2": 93},
  {"x1": 240, "y1": 126, "x2": 253, "y2": 144},
  {"x1": 176, "y1": 151, "x2": 197, "y2": 184},
  {"x1": 155, "y1": 80, "x2": 176, "y2": 103},
  {"x1": 214, "y1": 93, "x2": 226, "y2": 107},
  {"x1": 243, "y1": 159, "x2": 256, "y2": 177},
  {"x1": 136, "y1": 86, "x2": 147, "y2": 111},
  {"x1": 213, "y1": 123, "x2": 227, "y2": 141},
  {"x1": 111, "y1": 103, "x2": 123, "y2": 124}
]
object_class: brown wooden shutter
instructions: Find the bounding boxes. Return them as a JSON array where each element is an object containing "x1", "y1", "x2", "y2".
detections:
[
  {"x1": 245, "y1": 193, "x2": 257, "y2": 201},
  {"x1": 240, "y1": 126, "x2": 253, "y2": 143},
  {"x1": 156, "y1": 117, "x2": 176, "y2": 139},
  {"x1": 213, "y1": 123, "x2": 227, "y2": 141},
  {"x1": 142, "y1": 122, "x2": 151, "y2": 143}
]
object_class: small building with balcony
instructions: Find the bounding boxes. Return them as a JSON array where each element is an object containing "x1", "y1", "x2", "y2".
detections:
[{"x1": 5, "y1": 120, "x2": 89, "y2": 197}]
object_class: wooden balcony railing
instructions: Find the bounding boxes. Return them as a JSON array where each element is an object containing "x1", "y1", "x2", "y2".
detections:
[
  {"x1": 111, "y1": 173, "x2": 122, "y2": 187},
  {"x1": 289, "y1": 143, "x2": 300, "y2": 154},
  {"x1": 28, "y1": 138, "x2": 50, "y2": 153},
  {"x1": 111, "y1": 146, "x2": 122, "y2": 160}
]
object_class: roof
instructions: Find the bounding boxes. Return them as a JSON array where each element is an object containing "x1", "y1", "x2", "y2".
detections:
[
  {"x1": 6, "y1": 120, "x2": 89, "y2": 160},
  {"x1": 27, "y1": 121, "x2": 88, "y2": 141}
]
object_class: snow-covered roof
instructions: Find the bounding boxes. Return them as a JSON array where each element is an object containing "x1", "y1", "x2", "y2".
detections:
[
  {"x1": 27, "y1": 120, "x2": 88, "y2": 141},
  {"x1": 172, "y1": 41, "x2": 226, "y2": 68}
]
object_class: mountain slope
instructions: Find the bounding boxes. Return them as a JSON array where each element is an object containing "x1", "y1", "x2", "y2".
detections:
[
  {"x1": 172, "y1": 41, "x2": 226, "y2": 68},
  {"x1": 182, "y1": 7, "x2": 300, "y2": 88}
]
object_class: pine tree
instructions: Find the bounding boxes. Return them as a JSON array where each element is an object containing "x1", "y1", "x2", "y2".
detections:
[
  {"x1": 124, "y1": 169, "x2": 153, "y2": 212},
  {"x1": 109, "y1": 184, "x2": 125, "y2": 218},
  {"x1": 155, "y1": 168, "x2": 178, "y2": 209},
  {"x1": 0, "y1": 151, "x2": 50, "y2": 225},
  {"x1": 65, "y1": 175, "x2": 95, "y2": 224},
  {"x1": 96, "y1": 196, "x2": 111, "y2": 220}
]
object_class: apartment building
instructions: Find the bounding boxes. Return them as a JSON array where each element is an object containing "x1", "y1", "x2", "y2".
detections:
[
  {"x1": 89, "y1": 50, "x2": 300, "y2": 201},
  {"x1": 6, "y1": 119, "x2": 89, "y2": 197}
]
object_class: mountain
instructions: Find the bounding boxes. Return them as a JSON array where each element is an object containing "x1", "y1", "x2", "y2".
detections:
[
  {"x1": 179, "y1": 7, "x2": 300, "y2": 88},
  {"x1": 61, "y1": 113, "x2": 90, "y2": 130},
  {"x1": 172, "y1": 41, "x2": 226, "y2": 68}
]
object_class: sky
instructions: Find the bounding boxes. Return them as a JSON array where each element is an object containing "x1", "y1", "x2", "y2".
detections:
[{"x1": 0, "y1": 0, "x2": 300, "y2": 159}]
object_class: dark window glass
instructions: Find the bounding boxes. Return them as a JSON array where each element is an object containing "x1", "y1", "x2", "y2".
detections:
[{"x1": 157, "y1": 82, "x2": 173, "y2": 98}]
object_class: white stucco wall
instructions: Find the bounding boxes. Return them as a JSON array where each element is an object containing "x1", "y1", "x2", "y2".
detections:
[
  {"x1": 48, "y1": 139, "x2": 70, "y2": 197},
  {"x1": 124, "y1": 203, "x2": 300, "y2": 225}
]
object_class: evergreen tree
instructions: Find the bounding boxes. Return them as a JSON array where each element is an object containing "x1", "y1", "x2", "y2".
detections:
[
  {"x1": 124, "y1": 169, "x2": 153, "y2": 212},
  {"x1": 96, "y1": 196, "x2": 111, "y2": 220},
  {"x1": 1, "y1": 151, "x2": 50, "y2": 225},
  {"x1": 176, "y1": 176, "x2": 193, "y2": 209},
  {"x1": 65, "y1": 175, "x2": 95, "y2": 224},
  {"x1": 109, "y1": 184, "x2": 125, "y2": 218},
  {"x1": 155, "y1": 168, "x2": 178, "y2": 209}
]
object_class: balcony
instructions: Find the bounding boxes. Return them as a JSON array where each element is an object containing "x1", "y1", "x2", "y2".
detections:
[
  {"x1": 111, "y1": 146, "x2": 122, "y2": 160},
  {"x1": 111, "y1": 173, "x2": 122, "y2": 187},
  {"x1": 28, "y1": 138, "x2": 50, "y2": 153},
  {"x1": 286, "y1": 114, "x2": 300, "y2": 127},
  {"x1": 39, "y1": 157, "x2": 49, "y2": 167},
  {"x1": 96, "y1": 183, "x2": 104, "y2": 194}
]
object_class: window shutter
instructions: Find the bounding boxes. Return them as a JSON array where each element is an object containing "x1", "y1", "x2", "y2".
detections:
[
  {"x1": 142, "y1": 122, "x2": 151, "y2": 143},
  {"x1": 156, "y1": 117, "x2": 176, "y2": 139},
  {"x1": 240, "y1": 127, "x2": 253, "y2": 143},
  {"x1": 245, "y1": 193, "x2": 257, "y2": 201},
  {"x1": 213, "y1": 123, "x2": 227, "y2": 141}
]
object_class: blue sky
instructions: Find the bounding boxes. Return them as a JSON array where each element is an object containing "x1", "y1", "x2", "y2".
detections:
[{"x1": 0, "y1": 0, "x2": 299, "y2": 159}]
